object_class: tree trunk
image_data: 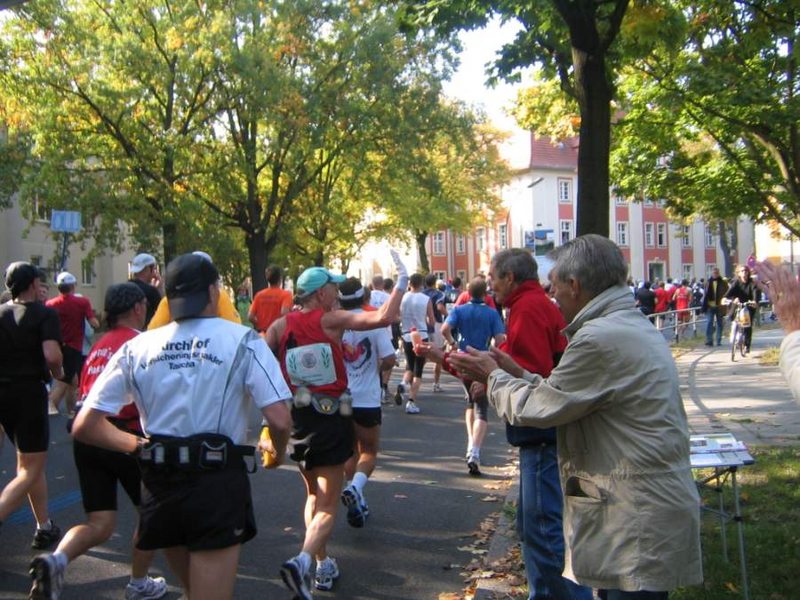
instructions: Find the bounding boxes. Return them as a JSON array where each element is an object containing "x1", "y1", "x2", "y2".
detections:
[
  {"x1": 247, "y1": 231, "x2": 268, "y2": 293},
  {"x1": 573, "y1": 45, "x2": 612, "y2": 238},
  {"x1": 717, "y1": 220, "x2": 738, "y2": 278},
  {"x1": 162, "y1": 221, "x2": 178, "y2": 264},
  {"x1": 416, "y1": 230, "x2": 429, "y2": 274}
]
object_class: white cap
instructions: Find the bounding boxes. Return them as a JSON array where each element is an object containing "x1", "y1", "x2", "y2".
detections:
[
  {"x1": 130, "y1": 253, "x2": 157, "y2": 274},
  {"x1": 56, "y1": 271, "x2": 77, "y2": 286}
]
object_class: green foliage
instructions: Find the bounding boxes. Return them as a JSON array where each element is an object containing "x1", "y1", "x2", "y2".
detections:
[{"x1": 613, "y1": 0, "x2": 800, "y2": 237}]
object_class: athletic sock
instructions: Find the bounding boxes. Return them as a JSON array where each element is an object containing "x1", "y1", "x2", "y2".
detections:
[
  {"x1": 129, "y1": 576, "x2": 150, "y2": 587},
  {"x1": 352, "y1": 472, "x2": 368, "y2": 494},
  {"x1": 36, "y1": 518, "x2": 53, "y2": 531}
]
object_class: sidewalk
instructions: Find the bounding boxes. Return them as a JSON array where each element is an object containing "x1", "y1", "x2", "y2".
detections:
[{"x1": 475, "y1": 325, "x2": 800, "y2": 599}]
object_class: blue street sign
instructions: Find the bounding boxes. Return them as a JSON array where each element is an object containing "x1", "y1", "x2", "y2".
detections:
[{"x1": 50, "y1": 210, "x2": 82, "y2": 233}]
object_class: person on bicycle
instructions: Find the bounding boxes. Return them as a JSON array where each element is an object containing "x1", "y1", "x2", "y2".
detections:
[{"x1": 725, "y1": 264, "x2": 761, "y2": 353}]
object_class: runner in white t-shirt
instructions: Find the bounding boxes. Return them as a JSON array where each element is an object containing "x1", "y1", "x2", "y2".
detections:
[{"x1": 338, "y1": 278, "x2": 395, "y2": 529}]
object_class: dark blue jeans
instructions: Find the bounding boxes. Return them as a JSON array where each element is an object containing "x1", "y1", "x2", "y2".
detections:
[
  {"x1": 517, "y1": 444, "x2": 593, "y2": 600},
  {"x1": 705, "y1": 307, "x2": 725, "y2": 344}
]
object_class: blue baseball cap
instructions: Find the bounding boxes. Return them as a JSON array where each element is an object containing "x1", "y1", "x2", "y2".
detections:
[{"x1": 296, "y1": 267, "x2": 346, "y2": 297}]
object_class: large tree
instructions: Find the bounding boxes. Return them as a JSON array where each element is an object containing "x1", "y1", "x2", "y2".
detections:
[
  {"x1": 612, "y1": 1, "x2": 800, "y2": 247},
  {"x1": 401, "y1": 0, "x2": 639, "y2": 237}
]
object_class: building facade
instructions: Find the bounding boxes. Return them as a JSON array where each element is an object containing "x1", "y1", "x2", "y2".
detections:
[{"x1": 427, "y1": 134, "x2": 756, "y2": 284}]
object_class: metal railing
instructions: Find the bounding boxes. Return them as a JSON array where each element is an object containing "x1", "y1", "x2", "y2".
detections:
[{"x1": 643, "y1": 302, "x2": 773, "y2": 344}]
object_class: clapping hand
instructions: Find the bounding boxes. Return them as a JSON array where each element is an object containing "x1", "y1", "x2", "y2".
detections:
[{"x1": 753, "y1": 259, "x2": 800, "y2": 334}]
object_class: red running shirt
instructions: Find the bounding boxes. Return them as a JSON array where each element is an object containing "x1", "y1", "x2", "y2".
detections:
[{"x1": 46, "y1": 293, "x2": 95, "y2": 352}]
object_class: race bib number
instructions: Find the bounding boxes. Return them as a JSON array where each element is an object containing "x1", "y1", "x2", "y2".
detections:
[{"x1": 285, "y1": 343, "x2": 336, "y2": 387}]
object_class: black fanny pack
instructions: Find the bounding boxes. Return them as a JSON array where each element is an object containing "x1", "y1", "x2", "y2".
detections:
[{"x1": 139, "y1": 433, "x2": 256, "y2": 473}]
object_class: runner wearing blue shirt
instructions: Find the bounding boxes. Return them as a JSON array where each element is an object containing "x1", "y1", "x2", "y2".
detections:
[{"x1": 441, "y1": 278, "x2": 505, "y2": 475}]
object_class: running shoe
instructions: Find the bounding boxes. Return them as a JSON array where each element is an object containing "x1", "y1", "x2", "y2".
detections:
[
  {"x1": 405, "y1": 400, "x2": 420, "y2": 414},
  {"x1": 29, "y1": 553, "x2": 64, "y2": 600},
  {"x1": 394, "y1": 383, "x2": 406, "y2": 406},
  {"x1": 280, "y1": 556, "x2": 313, "y2": 600},
  {"x1": 433, "y1": 383, "x2": 442, "y2": 392},
  {"x1": 31, "y1": 522, "x2": 61, "y2": 550},
  {"x1": 125, "y1": 576, "x2": 168, "y2": 600},
  {"x1": 341, "y1": 484, "x2": 368, "y2": 528},
  {"x1": 467, "y1": 454, "x2": 481, "y2": 477},
  {"x1": 314, "y1": 557, "x2": 340, "y2": 591}
]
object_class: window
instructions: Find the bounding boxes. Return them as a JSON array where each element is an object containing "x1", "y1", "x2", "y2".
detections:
[
  {"x1": 432, "y1": 231, "x2": 445, "y2": 255},
  {"x1": 457, "y1": 270, "x2": 466, "y2": 282},
  {"x1": 705, "y1": 226, "x2": 715, "y2": 248},
  {"x1": 657, "y1": 199, "x2": 667, "y2": 208},
  {"x1": 643, "y1": 197, "x2": 654, "y2": 207},
  {"x1": 682, "y1": 264, "x2": 692, "y2": 281},
  {"x1": 614, "y1": 192, "x2": 627, "y2": 205},
  {"x1": 498, "y1": 224, "x2": 508, "y2": 249},
  {"x1": 434, "y1": 271, "x2": 446, "y2": 282},
  {"x1": 81, "y1": 258, "x2": 95, "y2": 286},
  {"x1": 558, "y1": 178, "x2": 572, "y2": 203},
  {"x1": 681, "y1": 225, "x2": 692, "y2": 248},
  {"x1": 476, "y1": 227, "x2": 485, "y2": 252},
  {"x1": 33, "y1": 197, "x2": 50, "y2": 222},
  {"x1": 560, "y1": 219, "x2": 573, "y2": 245},
  {"x1": 616, "y1": 222, "x2": 629, "y2": 247},
  {"x1": 456, "y1": 234, "x2": 466, "y2": 254},
  {"x1": 644, "y1": 223, "x2": 654, "y2": 247},
  {"x1": 657, "y1": 223, "x2": 667, "y2": 247}
]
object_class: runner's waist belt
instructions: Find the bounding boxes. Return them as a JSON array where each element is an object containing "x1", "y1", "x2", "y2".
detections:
[{"x1": 138, "y1": 433, "x2": 256, "y2": 473}]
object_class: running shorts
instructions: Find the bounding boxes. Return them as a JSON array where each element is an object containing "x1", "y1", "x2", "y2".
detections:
[
  {"x1": 62, "y1": 345, "x2": 85, "y2": 383},
  {"x1": 289, "y1": 405, "x2": 354, "y2": 470},
  {"x1": 351, "y1": 407, "x2": 382, "y2": 428},
  {"x1": 402, "y1": 341, "x2": 427, "y2": 377},
  {"x1": 74, "y1": 439, "x2": 142, "y2": 512},
  {"x1": 462, "y1": 379, "x2": 489, "y2": 421},
  {"x1": 137, "y1": 463, "x2": 256, "y2": 551},
  {"x1": 0, "y1": 380, "x2": 49, "y2": 453}
]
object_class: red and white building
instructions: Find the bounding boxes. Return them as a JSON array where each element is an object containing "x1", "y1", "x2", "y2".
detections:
[{"x1": 426, "y1": 134, "x2": 755, "y2": 283}]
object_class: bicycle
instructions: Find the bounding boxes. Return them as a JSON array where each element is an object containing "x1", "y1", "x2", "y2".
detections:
[{"x1": 723, "y1": 299, "x2": 757, "y2": 362}]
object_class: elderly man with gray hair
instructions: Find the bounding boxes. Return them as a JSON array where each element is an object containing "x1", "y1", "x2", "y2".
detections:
[{"x1": 450, "y1": 235, "x2": 702, "y2": 599}]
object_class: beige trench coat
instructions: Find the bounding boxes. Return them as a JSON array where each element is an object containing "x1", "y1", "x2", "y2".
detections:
[{"x1": 488, "y1": 286, "x2": 703, "y2": 592}]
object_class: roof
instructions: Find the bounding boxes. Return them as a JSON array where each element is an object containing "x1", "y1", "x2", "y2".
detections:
[{"x1": 529, "y1": 134, "x2": 578, "y2": 170}]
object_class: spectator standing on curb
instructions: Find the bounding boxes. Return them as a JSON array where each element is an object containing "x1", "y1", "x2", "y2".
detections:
[
  {"x1": 128, "y1": 253, "x2": 163, "y2": 327},
  {"x1": 248, "y1": 265, "x2": 293, "y2": 333},
  {"x1": 267, "y1": 251, "x2": 408, "y2": 600},
  {"x1": 450, "y1": 235, "x2": 703, "y2": 599},
  {"x1": 46, "y1": 272, "x2": 99, "y2": 417},
  {"x1": 703, "y1": 267, "x2": 729, "y2": 346},
  {"x1": 28, "y1": 283, "x2": 168, "y2": 600},
  {"x1": 0, "y1": 262, "x2": 64, "y2": 549},
  {"x1": 69, "y1": 253, "x2": 292, "y2": 600}
]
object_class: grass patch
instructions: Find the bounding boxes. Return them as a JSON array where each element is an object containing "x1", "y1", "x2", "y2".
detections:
[
  {"x1": 759, "y1": 346, "x2": 780, "y2": 367},
  {"x1": 673, "y1": 446, "x2": 800, "y2": 600}
]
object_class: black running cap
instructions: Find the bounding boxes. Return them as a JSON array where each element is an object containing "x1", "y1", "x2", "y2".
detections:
[
  {"x1": 165, "y1": 253, "x2": 219, "y2": 320},
  {"x1": 105, "y1": 282, "x2": 145, "y2": 318}
]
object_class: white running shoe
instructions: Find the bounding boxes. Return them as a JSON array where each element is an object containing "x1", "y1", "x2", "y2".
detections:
[
  {"x1": 125, "y1": 576, "x2": 168, "y2": 600},
  {"x1": 341, "y1": 484, "x2": 368, "y2": 528},
  {"x1": 280, "y1": 556, "x2": 313, "y2": 600},
  {"x1": 314, "y1": 557, "x2": 340, "y2": 591},
  {"x1": 405, "y1": 400, "x2": 421, "y2": 414},
  {"x1": 433, "y1": 383, "x2": 442, "y2": 392},
  {"x1": 29, "y1": 553, "x2": 64, "y2": 600}
]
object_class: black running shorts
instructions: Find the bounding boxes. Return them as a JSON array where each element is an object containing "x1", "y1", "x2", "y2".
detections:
[
  {"x1": 352, "y1": 407, "x2": 382, "y2": 428},
  {"x1": 462, "y1": 379, "x2": 489, "y2": 421},
  {"x1": 402, "y1": 341, "x2": 427, "y2": 377},
  {"x1": 289, "y1": 405, "x2": 354, "y2": 470},
  {"x1": 0, "y1": 380, "x2": 49, "y2": 453},
  {"x1": 61, "y1": 345, "x2": 85, "y2": 383},
  {"x1": 137, "y1": 464, "x2": 256, "y2": 552},
  {"x1": 73, "y1": 439, "x2": 142, "y2": 512}
]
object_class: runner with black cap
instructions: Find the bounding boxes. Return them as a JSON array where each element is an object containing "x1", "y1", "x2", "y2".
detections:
[
  {"x1": 266, "y1": 250, "x2": 408, "y2": 600},
  {"x1": 0, "y1": 262, "x2": 64, "y2": 546},
  {"x1": 69, "y1": 253, "x2": 293, "y2": 600},
  {"x1": 29, "y1": 282, "x2": 167, "y2": 600}
]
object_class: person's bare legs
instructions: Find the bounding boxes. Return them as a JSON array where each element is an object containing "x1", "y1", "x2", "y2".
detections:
[
  {"x1": 0, "y1": 451, "x2": 46, "y2": 521},
  {"x1": 53, "y1": 511, "x2": 116, "y2": 561},
  {"x1": 299, "y1": 464, "x2": 345, "y2": 561},
  {"x1": 465, "y1": 406, "x2": 475, "y2": 454},
  {"x1": 163, "y1": 546, "x2": 190, "y2": 593},
  {"x1": 48, "y1": 380, "x2": 68, "y2": 413},
  {"x1": 410, "y1": 375, "x2": 423, "y2": 402},
  {"x1": 471, "y1": 417, "x2": 488, "y2": 454},
  {"x1": 188, "y1": 545, "x2": 241, "y2": 600},
  {"x1": 26, "y1": 469, "x2": 52, "y2": 528}
]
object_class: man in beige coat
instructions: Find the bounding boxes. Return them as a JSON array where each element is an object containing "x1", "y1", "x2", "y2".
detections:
[{"x1": 451, "y1": 235, "x2": 702, "y2": 599}]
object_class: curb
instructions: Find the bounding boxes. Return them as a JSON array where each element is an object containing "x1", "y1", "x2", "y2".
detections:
[{"x1": 473, "y1": 476, "x2": 521, "y2": 600}]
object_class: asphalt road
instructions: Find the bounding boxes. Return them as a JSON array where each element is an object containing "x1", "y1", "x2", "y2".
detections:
[{"x1": 0, "y1": 366, "x2": 512, "y2": 600}]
